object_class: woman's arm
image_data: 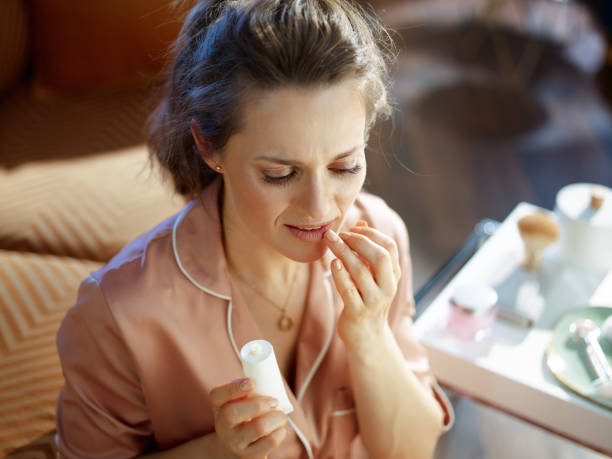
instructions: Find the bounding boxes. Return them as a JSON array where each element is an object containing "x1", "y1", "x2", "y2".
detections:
[
  {"x1": 138, "y1": 432, "x2": 226, "y2": 458},
  {"x1": 345, "y1": 326, "x2": 444, "y2": 459},
  {"x1": 325, "y1": 224, "x2": 444, "y2": 459}
]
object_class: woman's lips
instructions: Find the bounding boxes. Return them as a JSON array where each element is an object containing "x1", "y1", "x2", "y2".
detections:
[{"x1": 286, "y1": 223, "x2": 333, "y2": 242}]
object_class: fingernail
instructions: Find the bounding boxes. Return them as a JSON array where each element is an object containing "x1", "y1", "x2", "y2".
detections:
[
  {"x1": 326, "y1": 229, "x2": 339, "y2": 242},
  {"x1": 239, "y1": 379, "x2": 251, "y2": 391},
  {"x1": 332, "y1": 259, "x2": 343, "y2": 271},
  {"x1": 268, "y1": 398, "x2": 279, "y2": 408},
  {"x1": 356, "y1": 220, "x2": 368, "y2": 227}
]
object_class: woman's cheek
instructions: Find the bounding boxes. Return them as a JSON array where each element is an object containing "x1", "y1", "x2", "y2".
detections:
[
  {"x1": 231, "y1": 174, "x2": 274, "y2": 225},
  {"x1": 346, "y1": 168, "x2": 366, "y2": 200},
  {"x1": 333, "y1": 177, "x2": 364, "y2": 219}
]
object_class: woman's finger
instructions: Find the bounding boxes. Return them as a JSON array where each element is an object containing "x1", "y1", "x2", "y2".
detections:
[
  {"x1": 352, "y1": 221, "x2": 375, "y2": 273},
  {"x1": 325, "y1": 230, "x2": 377, "y2": 302},
  {"x1": 210, "y1": 378, "x2": 253, "y2": 408},
  {"x1": 244, "y1": 425, "x2": 287, "y2": 458},
  {"x1": 330, "y1": 258, "x2": 364, "y2": 311},
  {"x1": 349, "y1": 226, "x2": 401, "y2": 280},
  {"x1": 339, "y1": 231, "x2": 396, "y2": 293},
  {"x1": 217, "y1": 396, "x2": 281, "y2": 428},
  {"x1": 236, "y1": 410, "x2": 288, "y2": 451}
]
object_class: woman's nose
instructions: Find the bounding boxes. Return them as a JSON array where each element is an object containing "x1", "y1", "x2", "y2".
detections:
[{"x1": 296, "y1": 173, "x2": 330, "y2": 220}]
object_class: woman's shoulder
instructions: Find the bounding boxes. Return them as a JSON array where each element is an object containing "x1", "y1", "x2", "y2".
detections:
[
  {"x1": 92, "y1": 209, "x2": 181, "y2": 284},
  {"x1": 350, "y1": 190, "x2": 408, "y2": 243},
  {"x1": 62, "y1": 210, "x2": 181, "y2": 327},
  {"x1": 83, "y1": 199, "x2": 204, "y2": 313}
]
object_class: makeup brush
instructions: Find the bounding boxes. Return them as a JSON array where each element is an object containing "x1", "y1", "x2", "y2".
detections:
[{"x1": 517, "y1": 212, "x2": 560, "y2": 271}]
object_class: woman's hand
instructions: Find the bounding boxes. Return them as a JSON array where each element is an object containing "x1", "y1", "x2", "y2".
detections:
[
  {"x1": 210, "y1": 378, "x2": 288, "y2": 458},
  {"x1": 324, "y1": 220, "x2": 401, "y2": 349}
]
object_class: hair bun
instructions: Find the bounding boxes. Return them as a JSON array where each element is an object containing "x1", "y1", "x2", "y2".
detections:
[{"x1": 181, "y1": 0, "x2": 227, "y2": 42}]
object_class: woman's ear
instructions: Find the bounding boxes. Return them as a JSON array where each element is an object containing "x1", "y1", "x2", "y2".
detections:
[{"x1": 190, "y1": 119, "x2": 216, "y2": 166}]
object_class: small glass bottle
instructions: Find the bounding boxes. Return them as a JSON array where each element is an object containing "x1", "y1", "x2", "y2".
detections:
[{"x1": 447, "y1": 283, "x2": 498, "y2": 341}]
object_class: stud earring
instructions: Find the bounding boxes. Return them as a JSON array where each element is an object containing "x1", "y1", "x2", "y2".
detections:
[{"x1": 214, "y1": 165, "x2": 223, "y2": 172}]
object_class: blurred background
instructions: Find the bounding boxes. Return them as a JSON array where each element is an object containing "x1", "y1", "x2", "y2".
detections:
[
  {"x1": 0, "y1": 0, "x2": 610, "y2": 457},
  {"x1": 366, "y1": 0, "x2": 612, "y2": 290}
]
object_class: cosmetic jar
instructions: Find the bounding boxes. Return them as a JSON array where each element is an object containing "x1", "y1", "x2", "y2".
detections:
[
  {"x1": 448, "y1": 283, "x2": 498, "y2": 341},
  {"x1": 555, "y1": 183, "x2": 612, "y2": 273}
]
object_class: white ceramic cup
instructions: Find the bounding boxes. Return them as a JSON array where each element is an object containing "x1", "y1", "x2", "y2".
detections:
[{"x1": 554, "y1": 183, "x2": 612, "y2": 273}]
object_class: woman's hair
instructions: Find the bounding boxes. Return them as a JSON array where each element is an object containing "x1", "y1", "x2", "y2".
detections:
[{"x1": 148, "y1": 0, "x2": 396, "y2": 198}]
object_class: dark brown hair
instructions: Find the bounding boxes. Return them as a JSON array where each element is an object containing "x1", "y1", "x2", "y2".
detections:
[{"x1": 148, "y1": 0, "x2": 395, "y2": 198}]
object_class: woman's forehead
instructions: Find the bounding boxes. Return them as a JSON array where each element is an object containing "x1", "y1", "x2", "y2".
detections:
[
  {"x1": 241, "y1": 80, "x2": 365, "y2": 118},
  {"x1": 229, "y1": 81, "x2": 367, "y2": 160}
]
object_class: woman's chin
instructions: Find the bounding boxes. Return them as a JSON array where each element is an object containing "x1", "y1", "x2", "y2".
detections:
[{"x1": 283, "y1": 241, "x2": 328, "y2": 263}]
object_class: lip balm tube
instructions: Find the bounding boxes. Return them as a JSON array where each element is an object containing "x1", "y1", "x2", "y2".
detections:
[{"x1": 240, "y1": 340, "x2": 294, "y2": 414}]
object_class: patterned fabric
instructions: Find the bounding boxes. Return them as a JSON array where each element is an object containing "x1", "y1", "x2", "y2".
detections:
[
  {"x1": 0, "y1": 0, "x2": 28, "y2": 93},
  {"x1": 0, "y1": 146, "x2": 186, "y2": 261},
  {"x1": 0, "y1": 250, "x2": 103, "y2": 457}
]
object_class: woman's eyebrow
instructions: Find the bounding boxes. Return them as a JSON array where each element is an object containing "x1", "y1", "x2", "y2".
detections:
[{"x1": 254, "y1": 145, "x2": 364, "y2": 165}]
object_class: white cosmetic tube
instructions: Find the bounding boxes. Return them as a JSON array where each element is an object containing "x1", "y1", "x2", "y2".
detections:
[{"x1": 240, "y1": 340, "x2": 294, "y2": 414}]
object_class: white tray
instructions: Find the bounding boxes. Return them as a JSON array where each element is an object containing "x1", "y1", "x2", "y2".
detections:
[{"x1": 414, "y1": 202, "x2": 612, "y2": 452}]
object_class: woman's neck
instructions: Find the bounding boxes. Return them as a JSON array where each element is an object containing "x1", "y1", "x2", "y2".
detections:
[{"x1": 220, "y1": 191, "x2": 306, "y2": 296}]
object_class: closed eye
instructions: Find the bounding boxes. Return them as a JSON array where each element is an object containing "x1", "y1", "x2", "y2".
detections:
[
  {"x1": 263, "y1": 170, "x2": 298, "y2": 184},
  {"x1": 263, "y1": 165, "x2": 362, "y2": 185},
  {"x1": 332, "y1": 165, "x2": 362, "y2": 175}
]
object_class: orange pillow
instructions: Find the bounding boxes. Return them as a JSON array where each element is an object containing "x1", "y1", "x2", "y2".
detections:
[
  {"x1": 0, "y1": 146, "x2": 187, "y2": 261},
  {"x1": 27, "y1": 0, "x2": 193, "y2": 95}
]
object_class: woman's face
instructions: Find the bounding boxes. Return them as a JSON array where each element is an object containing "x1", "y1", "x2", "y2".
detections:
[{"x1": 215, "y1": 79, "x2": 367, "y2": 263}]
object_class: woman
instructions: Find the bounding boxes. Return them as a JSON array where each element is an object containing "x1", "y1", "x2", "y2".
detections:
[{"x1": 55, "y1": 1, "x2": 454, "y2": 458}]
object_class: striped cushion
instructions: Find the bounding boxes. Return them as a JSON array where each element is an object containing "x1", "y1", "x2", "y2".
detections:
[
  {"x1": 0, "y1": 146, "x2": 186, "y2": 261},
  {"x1": 0, "y1": 0, "x2": 28, "y2": 93},
  {"x1": 0, "y1": 250, "x2": 103, "y2": 457}
]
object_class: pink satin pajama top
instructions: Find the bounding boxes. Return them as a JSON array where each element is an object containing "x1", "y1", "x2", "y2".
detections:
[{"x1": 55, "y1": 178, "x2": 454, "y2": 458}]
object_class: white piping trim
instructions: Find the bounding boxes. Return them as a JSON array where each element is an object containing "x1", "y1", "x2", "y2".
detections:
[
  {"x1": 172, "y1": 205, "x2": 231, "y2": 301},
  {"x1": 432, "y1": 380, "x2": 455, "y2": 433},
  {"x1": 330, "y1": 408, "x2": 355, "y2": 417},
  {"x1": 227, "y1": 302, "x2": 314, "y2": 459},
  {"x1": 172, "y1": 205, "x2": 315, "y2": 458},
  {"x1": 296, "y1": 274, "x2": 335, "y2": 402},
  {"x1": 227, "y1": 299, "x2": 240, "y2": 357},
  {"x1": 288, "y1": 418, "x2": 314, "y2": 459}
]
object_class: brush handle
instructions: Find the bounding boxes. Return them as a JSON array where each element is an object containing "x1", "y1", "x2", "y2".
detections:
[{"x1": 583, "y1": 334, "x2": 612, "y2": 382}]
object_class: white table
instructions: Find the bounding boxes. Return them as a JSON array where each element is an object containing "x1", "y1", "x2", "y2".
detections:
[{"x1": 414, "y1": 202, "x2": 612, "y2": 454}]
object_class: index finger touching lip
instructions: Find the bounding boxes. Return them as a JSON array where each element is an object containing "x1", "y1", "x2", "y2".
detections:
[{"x1": 210, "y1": 378, "x2": 253, "y2": 407}]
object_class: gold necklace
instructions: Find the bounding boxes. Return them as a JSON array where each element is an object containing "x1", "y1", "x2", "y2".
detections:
[{"x1": 234, "y1": 267, "x2": 300, "y2": 332}]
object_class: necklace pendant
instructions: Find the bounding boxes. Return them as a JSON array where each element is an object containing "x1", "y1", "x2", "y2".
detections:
[{"x1": 278, "y1": 314, "x2": 294, "y2": 331}]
